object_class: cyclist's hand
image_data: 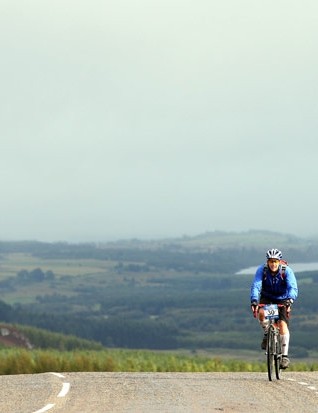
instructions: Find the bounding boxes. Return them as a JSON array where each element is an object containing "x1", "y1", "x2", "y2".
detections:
[
  {"x1": 283, "y1": 298, "x2": 293, "y2": 307},
  {"x1": 251, "y1": 301, "x2": 258, "y2": 318},
  {"x1": 283, "y1": 299, "x2": 293, "y2": 318}
]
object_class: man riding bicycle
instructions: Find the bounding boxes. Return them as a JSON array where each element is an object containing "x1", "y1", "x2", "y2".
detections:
[{"x1": 250, "y1": 248, "x2": 298, "y2": 369}]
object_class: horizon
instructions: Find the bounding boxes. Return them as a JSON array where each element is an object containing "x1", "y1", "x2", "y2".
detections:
[{"x1": 0, "y1": 228, "x2": 316, "y2": 244}]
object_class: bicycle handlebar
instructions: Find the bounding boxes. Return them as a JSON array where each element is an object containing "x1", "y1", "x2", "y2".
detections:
[
  {"x1": 252, "y1": 303, "x2": 290, "y2": 318},
  {"x1": 257, "y1": 304, "x2": 286, "y2": 308}
]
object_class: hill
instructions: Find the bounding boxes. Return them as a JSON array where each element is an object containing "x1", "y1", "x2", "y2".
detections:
[
  {"x1": 0, "y1": 323, "x2": 104, "y2": 351},
  {"x1": 0, "y1": 324, "x2": 33, "y2": 349},
  {"x1": 0, "y1": 230, "x2": 317, "y2": 358}
]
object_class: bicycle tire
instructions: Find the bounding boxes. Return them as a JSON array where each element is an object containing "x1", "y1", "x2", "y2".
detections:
[
  {"x1": 266, "y1": 326, "x2": 275, "y2": 381},
  {"x1": 274, "y1": 330, "x2": 282, "y2": 380}
]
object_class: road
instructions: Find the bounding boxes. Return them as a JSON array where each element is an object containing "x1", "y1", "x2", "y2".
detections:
[{"x1": 0, "y1": 371, "x2": 317, "y2": 412}]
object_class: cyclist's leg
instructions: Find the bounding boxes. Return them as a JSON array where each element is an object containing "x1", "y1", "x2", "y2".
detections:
[
  {"x1": 278, "y1": 307, "x2": 291, "y2": 368},
  {"x1": 279, "y1": 320, "x2": 290, "y2": 356},
  {"x1": 258, "y1": 307, "x2": 269, "y2": 350},
  {"x1": 258, "y1": 307, "x2": 269, "y2": 330},
  {"x1": 278, "y1": 306, "x2": 290, "y2": 356}
]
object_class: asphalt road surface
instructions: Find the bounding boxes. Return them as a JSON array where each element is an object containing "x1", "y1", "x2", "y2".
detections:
[{"x1": 0, "y1": 371, "x2": 318, "y2": 413}]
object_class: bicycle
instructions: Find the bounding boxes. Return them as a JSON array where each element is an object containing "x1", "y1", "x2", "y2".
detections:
[{"x1": 258, "y1": 303, "x2": 284, "y2": 381}]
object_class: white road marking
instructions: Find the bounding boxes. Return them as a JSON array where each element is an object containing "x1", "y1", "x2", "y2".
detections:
[
  {"x1": 32, "y1": 373, "x2": 70, "y2": 413},
  {"x1": 33, "y1": 403, "x2": 55, "y2": 413},
  {"x1": 50, "y1": 372, "x2": 65, "y2": 379},
  {"x1": 287, "y1": 377, "x2": 318, "y2": 396},
  {"x1": 58, "y1": 382, "x2": 71, "y2": 398}
]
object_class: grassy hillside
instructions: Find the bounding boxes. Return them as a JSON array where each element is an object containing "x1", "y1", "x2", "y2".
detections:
[{"x1": 1, "y1": 347, "x2": 318, "y2": 375}]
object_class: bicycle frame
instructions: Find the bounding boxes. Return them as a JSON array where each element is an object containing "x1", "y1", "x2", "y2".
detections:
[{"x1": 258, "y1": 304, "x2": 284, "y2": 381}]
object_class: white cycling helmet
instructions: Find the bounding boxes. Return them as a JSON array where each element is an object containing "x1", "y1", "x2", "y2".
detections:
[{"x1": 266, "y1": 248, "x2": 282, "y2": 260}]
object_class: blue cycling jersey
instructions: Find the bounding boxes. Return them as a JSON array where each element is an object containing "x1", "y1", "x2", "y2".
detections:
[{"x1": 250, "y1": 264, "x2": 298, "y2": 303}]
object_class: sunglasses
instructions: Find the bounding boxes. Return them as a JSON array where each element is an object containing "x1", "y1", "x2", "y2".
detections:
[{"x1": 268, "y1": 259, "x2": 280, "y2": 264}]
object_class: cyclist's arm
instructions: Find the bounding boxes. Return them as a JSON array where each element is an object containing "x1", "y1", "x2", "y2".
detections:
[
  {"x1": 285, "y1": 267, "x2": 298, "y2": 301},
  {"x1": 250, "y1": 265, "x2": 264, "y2": 303}
]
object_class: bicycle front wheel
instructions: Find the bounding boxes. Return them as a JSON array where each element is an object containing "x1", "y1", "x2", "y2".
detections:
[
  {"x1": 267, "y1": 328, "x2": 275, "y2": 381},
  {"x1": 274, "y1": 331, "x2": 282, "y2": 380}
]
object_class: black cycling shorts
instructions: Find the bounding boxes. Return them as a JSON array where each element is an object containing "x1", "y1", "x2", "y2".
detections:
[{"x1": 259, "y1": 297, "x2": 289, "y2": 326}]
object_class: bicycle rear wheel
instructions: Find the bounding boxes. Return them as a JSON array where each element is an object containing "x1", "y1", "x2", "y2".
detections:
[{"x1": 267, "y1": 327, "x2": 275, "y2": 381}]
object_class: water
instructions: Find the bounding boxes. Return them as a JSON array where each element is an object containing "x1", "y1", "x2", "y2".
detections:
[{"x1": 236, "y1": 262, "x2": 318, "y2": 275}]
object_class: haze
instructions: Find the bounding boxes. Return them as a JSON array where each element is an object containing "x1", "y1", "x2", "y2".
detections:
[{"x1": 1, "y1": 1, "x2": 317, "y2": 242}]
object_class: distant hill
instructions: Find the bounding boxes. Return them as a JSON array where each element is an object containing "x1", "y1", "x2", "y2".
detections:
[
  {"x1": 136, "y1": 230, "x2": 311, "y2": 250},
  {"x1": 0, "y1": 230, "x2": 318, "y2": 272},
  {"x1": 0, "y1": 231, "x2": 318, "y2": 356},
  {"x1": 97, "y1": 229, "x2": 318, "y2": 263},
  {"x1": 0, "y1": 229, "x2": 315, "y2": 252}
]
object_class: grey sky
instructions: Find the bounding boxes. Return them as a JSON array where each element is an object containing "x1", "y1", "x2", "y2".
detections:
[{"x1": 1, "y1": 1, "x2": 318, "y2": 242}]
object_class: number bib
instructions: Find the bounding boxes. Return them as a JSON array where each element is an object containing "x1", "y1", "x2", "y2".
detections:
[{"x1": 263, "y1": 304, "x2": 279, "y2": 320}]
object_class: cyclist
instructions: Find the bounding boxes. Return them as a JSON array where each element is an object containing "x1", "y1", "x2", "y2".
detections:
[{"x1": 250, "y1": 248, "x2": 298, "y2": 369}]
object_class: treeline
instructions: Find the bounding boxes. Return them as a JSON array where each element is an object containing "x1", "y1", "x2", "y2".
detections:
[
  {"x1": 1, "y1": 239, "x2": 318, "y2": 274},
  {"x1": 1, "y1": 241, "x2": 247, "y2": 273},
  {"x1": 1, "y1": 305, "x2": 180, "y2": 349},
  {"x1": 1, "y1": 270, "x2": 318, "y2": 355}
]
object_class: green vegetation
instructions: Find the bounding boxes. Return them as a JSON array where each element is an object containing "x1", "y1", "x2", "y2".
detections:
[
  {"x1": 0, "y1": 348, "x2": 317, "y2": 375},
  {"x1": 0, "y1": 231, "x2": 318, "y2": 363},
  {"x1": 17, "y1": 324, "x2": 104, "y2": 351}
]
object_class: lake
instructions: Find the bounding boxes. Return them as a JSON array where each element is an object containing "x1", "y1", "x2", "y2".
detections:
[{"x1": 236, "y1": 262, "x2": 318, "y2": 275}]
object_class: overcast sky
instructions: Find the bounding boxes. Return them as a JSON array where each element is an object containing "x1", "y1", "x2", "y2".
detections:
[{"x1": 1, "y1": 1, "x2": 318, "y2": 242}]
